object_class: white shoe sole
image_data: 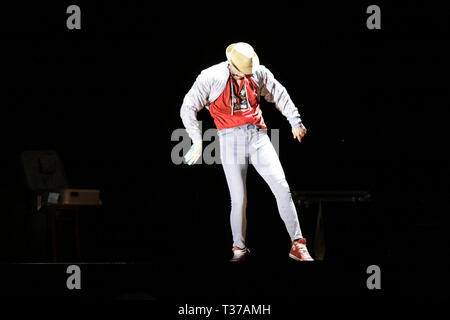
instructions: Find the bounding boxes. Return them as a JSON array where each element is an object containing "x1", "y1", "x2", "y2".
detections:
[
  {"x1": 289, "y1": 253, "x2": 302, "y2": 261},
  {"x1": 229, "y1": 254, "x2": 248, "y2": 262},
  {"x1": 289, "y1": 253, "x2": 313, "y2": 261}
]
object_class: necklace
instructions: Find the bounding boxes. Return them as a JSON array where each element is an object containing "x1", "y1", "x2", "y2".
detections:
[{"x1": 230, "y1": 75, "x2": 249, "y2": 115}]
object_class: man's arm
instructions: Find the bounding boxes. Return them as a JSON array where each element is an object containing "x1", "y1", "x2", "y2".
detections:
[
  {"x1": 180, "y1": 71, "x2": 210, "y2": 142},
  {"x1": 258, "y1": 65, "x2": 304, "y2": 128}
]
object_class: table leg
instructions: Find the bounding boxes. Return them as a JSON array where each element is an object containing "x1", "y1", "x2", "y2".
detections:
[{"x1": 74, "y1": 208, "x2": 82, "y2": 261}]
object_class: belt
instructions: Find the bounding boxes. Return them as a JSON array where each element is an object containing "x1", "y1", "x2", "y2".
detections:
[
  {"x1": 245, "y1": 124, "x2": 259, "y2": 130},
  {"x1": 218, "y1": 123, "x2": 262, "y2": 136}
]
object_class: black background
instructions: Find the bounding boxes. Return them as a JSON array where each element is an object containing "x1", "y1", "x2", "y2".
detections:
[{"x1": 0, "y1": 1, "x2": 448, "y2": 301}]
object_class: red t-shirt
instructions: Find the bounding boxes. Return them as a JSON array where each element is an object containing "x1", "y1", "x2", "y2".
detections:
[{"x1": 208, "y1": 75, "x2": 267, "y2": 130}]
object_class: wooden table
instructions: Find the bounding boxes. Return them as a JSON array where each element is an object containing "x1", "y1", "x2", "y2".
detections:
[{"x1": 38, "y1": 201, "x2": 102, "y2": 262}]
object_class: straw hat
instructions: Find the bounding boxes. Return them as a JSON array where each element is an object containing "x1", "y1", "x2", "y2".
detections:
[{"x1": 225, "y1": 42, "x2": 260, "y2": 75}]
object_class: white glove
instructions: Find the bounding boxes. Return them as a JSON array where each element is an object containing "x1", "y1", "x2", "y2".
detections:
[{"x1": 183, "y1": 140, "x2": 202, "y2": 165}]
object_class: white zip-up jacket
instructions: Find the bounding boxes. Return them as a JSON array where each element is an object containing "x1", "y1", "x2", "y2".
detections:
[{"x1": 180, "y1": 61, "x2": 303, "y2": 142}]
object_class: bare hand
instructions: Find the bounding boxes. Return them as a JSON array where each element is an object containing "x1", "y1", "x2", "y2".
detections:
[{"x1": 292, "y1": 125, "x2": 307, "y2": 143}]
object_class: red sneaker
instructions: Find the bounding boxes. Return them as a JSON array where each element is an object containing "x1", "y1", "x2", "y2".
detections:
[
  {"x1": 289, "y1": 238, "x2": 314, "y2": 261},
  {"x1": 229, "y1": 246, "x2": 250, "y2": 262}
]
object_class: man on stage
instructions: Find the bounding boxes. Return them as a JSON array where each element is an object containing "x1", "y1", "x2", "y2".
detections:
[{"x1": 180, "y1": 42, "x2": 313, "y2": 262}]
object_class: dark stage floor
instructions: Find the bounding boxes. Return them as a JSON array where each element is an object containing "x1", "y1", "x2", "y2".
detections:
[{"x1": 0, "y1": 258, "x2": 418, "y2": 301}]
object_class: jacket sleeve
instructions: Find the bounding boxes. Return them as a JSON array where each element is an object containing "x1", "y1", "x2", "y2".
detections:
[
  {"x1": 259, "y1": 66, "x2": 303, "y2": 128},
  {"x1": 180, "y1": 71, "x2": 210, "y2": 142}
]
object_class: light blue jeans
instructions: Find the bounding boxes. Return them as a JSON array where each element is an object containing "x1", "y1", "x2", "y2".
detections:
[{"x1": 218, "y1": 123, "x2": 303, "y2": 249}]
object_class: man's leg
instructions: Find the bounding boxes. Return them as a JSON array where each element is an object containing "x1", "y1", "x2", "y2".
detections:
[
  {"x1": 249, "y1": 131, "x2": 303, "y2": 241},
  {"x1": 219, "y1": 131, "x2": 249, "y2": 249}
]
